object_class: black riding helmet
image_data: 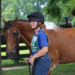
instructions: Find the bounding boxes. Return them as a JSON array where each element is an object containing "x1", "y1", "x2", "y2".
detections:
[{"x1": 27, "y1": 12, "x2": 44, "y2": 24}]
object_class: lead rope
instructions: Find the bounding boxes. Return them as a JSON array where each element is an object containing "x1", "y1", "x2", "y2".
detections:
[
  {"x1": 12, "y1": 58, "x2": 31, "y2": 75},
  {"x1": 17, "y1": 32, "x2": 31, "y2": 75},
  {"x1": 28, "y1": 63, "x2": 31, "y2": 75},
  {"x1": 15, "y1": 31, "x2": 31, "y2": 75},
  {"x1": 11, "y1": 24, "x2": 31, "y2": 75}
]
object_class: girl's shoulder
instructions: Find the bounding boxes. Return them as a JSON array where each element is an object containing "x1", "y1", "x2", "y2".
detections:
[
  {"x1": 38, "y1": 30, "x2": 45, "y2": 35},
  {"x1": 38, "y1": 31, "x2": 47, "y2": 38}
]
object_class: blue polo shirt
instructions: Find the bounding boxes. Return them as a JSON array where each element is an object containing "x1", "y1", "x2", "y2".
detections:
[
  {"x1": 32, "y1": 28, "x2": 48, "y2": 55},
  {"x1": 37, "y1": 28, "x2": 48, "y2": 49}
]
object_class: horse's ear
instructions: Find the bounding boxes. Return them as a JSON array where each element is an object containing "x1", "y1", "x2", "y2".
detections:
[
  {"x1": 2, "y1": 17, "x2": 6, "y2": 24},
  {"x1": 11, "y1": 16, "x2": 18, "y2": 25}
]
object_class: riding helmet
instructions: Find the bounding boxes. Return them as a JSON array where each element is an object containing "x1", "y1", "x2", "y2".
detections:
[{"x1": 27, "y1": 12, "x2": 44, "y2": 24}]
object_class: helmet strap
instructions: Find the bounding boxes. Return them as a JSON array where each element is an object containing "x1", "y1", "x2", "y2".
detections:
[{"x1": 33, "y1": 22, "x2": 40, "y2": 30}]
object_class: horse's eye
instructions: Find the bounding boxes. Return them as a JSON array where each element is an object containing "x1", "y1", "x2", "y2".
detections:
[{"x1": 13, "y1": 32, "x2": 17, "y2": 36}]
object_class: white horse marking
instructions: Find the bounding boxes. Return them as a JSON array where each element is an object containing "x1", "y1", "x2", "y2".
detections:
[
  {"x1": 50, "y1": 64, "x2": 57, "y2": 71},
  {"x1": 44, "y1": 22, "x2": 58, "y2": 30},
  {"x1": 7, "y1": 30, "x2": 10, "y2": 34}
]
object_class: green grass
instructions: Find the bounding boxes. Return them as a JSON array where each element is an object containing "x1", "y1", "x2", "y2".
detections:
[
  {"x1": 2, "y1": 63, "x2": 75, "y2": 75},
  {"x1": 1, "y1": 59, "x2": 28, "y2": 67},
  {"x1": 51, "y1": 63, "x2": 75, "y2": 75},
  {"x1": 2, "y1": 68, "x2": 29, "y2": 75}
]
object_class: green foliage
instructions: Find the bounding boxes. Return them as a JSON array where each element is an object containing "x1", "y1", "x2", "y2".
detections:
[
  {"x1": 1, "y1": 0, "x2": 47, "y2": 20},
  {"x1": 45, "y1": 0, "x2": 75, "y2": 22},
  {"x1": 62, "y1": 0, "x2": 75, "y2": 17},
  {"x1": 1, "y1": 0, "x2": 75, "y2": 27},
  {"x1": 1, "y1": 0, "x2": 48, "y2": 28}
]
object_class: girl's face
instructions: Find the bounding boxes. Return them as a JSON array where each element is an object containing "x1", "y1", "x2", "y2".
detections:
[{"x1": 29, "y1": 21, "x2": 38, "y2": 29}]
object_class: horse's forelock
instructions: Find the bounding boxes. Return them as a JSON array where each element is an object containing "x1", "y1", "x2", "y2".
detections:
[{"x1": 3, "y1": 21, "x2": 12, "y2": 32}]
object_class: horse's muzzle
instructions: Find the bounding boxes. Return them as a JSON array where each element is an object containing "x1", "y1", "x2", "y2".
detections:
[{"x1": 6, "y1": 51, "x2": 16, "y2": 59}]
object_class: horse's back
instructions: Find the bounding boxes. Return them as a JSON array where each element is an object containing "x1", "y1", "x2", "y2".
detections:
[{"x1": 43, "y1": 25, "x2": 75, "y2": 64}]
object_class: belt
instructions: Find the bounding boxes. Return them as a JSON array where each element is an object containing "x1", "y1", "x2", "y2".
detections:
[
  {"x1": 41, "y1": 52, "x2": 48, "y2": 57},
  {"x1": 36, "y1": 52, "x2": 48, "y2": 59}
]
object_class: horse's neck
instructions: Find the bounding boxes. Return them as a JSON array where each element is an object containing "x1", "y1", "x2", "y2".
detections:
[
  {"x1": 17, "y1": 21, "x2": 34, "y2": 48},
  {"x1": 43, "y1": 25, "x2": 65, "y2": 45}
]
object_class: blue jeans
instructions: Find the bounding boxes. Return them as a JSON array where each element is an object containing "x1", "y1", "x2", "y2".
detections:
[{"x1": 32, "y1": 54, "x2": 51, "y2": 75}]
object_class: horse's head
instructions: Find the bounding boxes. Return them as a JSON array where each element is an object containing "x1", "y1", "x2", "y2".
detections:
[{"x1": 2, "y1": 17, "x2": 20, "y2": 59}]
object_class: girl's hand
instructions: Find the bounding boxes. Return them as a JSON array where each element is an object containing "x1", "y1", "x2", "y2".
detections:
[
  {"x1": 28, "y1": 56, "x2": 35, "y2": 66},
  {"x1": 24, "y1": 58, "x2": 29, "y2": 63}
]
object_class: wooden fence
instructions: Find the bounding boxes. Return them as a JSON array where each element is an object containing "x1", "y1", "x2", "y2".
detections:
[{"x1": 1, "y1": 34, "x2": 30, "y2": 60}]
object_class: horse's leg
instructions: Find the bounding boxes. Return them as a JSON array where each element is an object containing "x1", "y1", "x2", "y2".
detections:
[
  {"x1": 47, "y1": 52, "x2": 59, "y2": 75},
  {"x1": 47, "y1": 62, "x2": 59, "y2": 75}
]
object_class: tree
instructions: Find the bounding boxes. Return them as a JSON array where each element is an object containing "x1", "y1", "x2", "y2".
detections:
[
  {"x1": 1, "y1": 0, "x2": 48, "y2": 28},
  {"x1": 1, "y1": 0, "x2": 47, "y2": 20},
  {"x1": 0, "y1": 0, "x2": 2, "y2": 74},
  {"x1": 44, "y1": 0, "x2": 75, "y2": 22},
  {"x1": 2, "y1": 0, "x2": 75, "y2": 26}
]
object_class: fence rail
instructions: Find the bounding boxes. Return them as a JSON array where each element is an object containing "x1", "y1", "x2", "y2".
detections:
[{"x1": 1, "y1": 34, "x2": 30, "y2": 60}]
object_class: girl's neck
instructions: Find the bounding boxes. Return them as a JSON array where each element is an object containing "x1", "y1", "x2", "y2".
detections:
[{"x1": 34, "y1": 27, "x2": 40, "y2": 35}]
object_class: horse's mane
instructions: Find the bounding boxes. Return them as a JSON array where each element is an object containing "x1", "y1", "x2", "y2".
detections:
[
  {"x1": 18, "y1": 20, "x2": 28, "y2": 22},
  {"x1": 2, "y1": 21, "x2": 12, "y2": 33}
]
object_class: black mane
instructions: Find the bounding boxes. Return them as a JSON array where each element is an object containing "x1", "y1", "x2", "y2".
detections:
[
  {"x1": 3, "y1": 21, "x2": 12, "y2": 32},
  {"x1": 18, "y1": 19, "x2": 29, "y2": 22}
]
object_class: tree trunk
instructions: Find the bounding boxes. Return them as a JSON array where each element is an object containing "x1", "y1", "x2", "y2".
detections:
[{"x1": 0, "y1": 0, "x2": 2, "y2": 75}]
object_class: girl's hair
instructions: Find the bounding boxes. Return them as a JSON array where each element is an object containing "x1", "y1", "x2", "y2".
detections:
[{"x1": 39, "y1": 22, "x2": 43, "y2": 28}]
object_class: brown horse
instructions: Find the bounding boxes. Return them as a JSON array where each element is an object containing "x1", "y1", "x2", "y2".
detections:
[{"x1": 2, "y1": 17, "x2": 75, "y2": 75}]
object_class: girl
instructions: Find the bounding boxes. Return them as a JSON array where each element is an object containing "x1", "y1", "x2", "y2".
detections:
[{"x1": 24, "y1": 12, "x2": 51, "y2": 75}]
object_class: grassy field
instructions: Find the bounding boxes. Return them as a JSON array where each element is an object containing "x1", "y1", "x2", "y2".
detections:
[
  {"x1": 2, "y1": 63, "x2": 75, "y2": 75},
  {"x1": 1, "y1": 43, "x2": 75, "y2": 75}
]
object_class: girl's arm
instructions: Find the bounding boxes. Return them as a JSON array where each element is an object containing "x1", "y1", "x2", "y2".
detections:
[
  {"x1": 32, "y1": 46, "x2": 48, "y2": 59},
  {"x1": 28, "y1": 46, "x2": 48, "y2": 65}
]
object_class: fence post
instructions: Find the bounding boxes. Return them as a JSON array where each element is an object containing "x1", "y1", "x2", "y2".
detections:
[{"x1": 0, "y1": 0, "x2": 2, "y2": 74}]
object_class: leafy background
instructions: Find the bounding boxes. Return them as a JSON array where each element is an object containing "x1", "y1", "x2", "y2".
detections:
[{"x1": 1, "y1": 0, "x2": 75, "y2": 28}]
